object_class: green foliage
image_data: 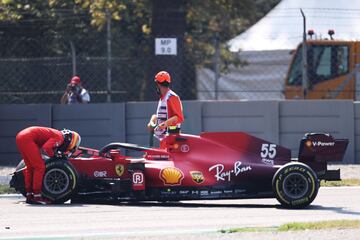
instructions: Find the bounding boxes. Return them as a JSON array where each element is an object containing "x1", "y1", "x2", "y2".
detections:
[
  {"x1": 0, "y1": 0, "x2": 280, "y2": 102},
  {"x1": 0, "y1": 0, "x2": 279, "y2": 61},
  {"x1": 0, "y1": 0, "x2": 151, "y2": 55},
  {"x1": 185, "y1": 0, "x2": 280, "y2": 70}
]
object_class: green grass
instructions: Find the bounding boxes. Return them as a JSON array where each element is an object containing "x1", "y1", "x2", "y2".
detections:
[
  {"x1": 0, "y1": 184, "x2": 17, "y2": 194},
  {"x1": 220, "y1": 220, "x2": 360, "y2": 234},
  {"x1": 278, "y1": 220, "x2": 360, "y2": 231},
  {"x1": 321, "y1": 179, "x2": 360, "y2": 187}
]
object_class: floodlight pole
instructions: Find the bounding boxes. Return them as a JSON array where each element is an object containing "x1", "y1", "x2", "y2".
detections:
[{"x1": 300, "y1": 9, "x2": 308, "y2": 99}]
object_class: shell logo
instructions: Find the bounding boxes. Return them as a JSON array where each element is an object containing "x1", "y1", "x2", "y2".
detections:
[
  {"x1": 305, "y1": 140, "x2": 312, "y2": 148},
  {"x1": 160, "y1": 167, "x2": 184, "y2": 186}
]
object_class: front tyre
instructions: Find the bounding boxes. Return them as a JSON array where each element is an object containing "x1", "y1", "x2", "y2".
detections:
[
  {"x1": 9, "y1": 160, "x2": 27, "y2": 197},
  {"x1": 42, "y1": 160, "x2": 78, "y2": 204},
  {"x1": 272, "y1": 162, "x2": 319, "y2": 209}
]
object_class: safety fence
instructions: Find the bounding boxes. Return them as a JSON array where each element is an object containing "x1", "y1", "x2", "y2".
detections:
[{"x1": 0, "y1": 4, "x2": 359, "y2": 103}]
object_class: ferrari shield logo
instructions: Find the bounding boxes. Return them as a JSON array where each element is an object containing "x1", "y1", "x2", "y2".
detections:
[
  {"x1": 190, "y1": 171, "x2": 204, "y2": 184},
  {"x1": 115, "y1": 164, "x2": 125, "y2": 177}
]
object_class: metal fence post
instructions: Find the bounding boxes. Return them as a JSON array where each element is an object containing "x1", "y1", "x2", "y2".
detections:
[
  {"x1": 214, "y1": 34, "x2": 220, "y2": 100},
  {"x1": 300, "y1": 9, "x2": 308, "y2": 99},
  {"x1": 106, "y1": 9, "x2": 112, "y2": 103},
  {"x1": 69, "y1": 40, "x2": 76, "y2": 76},
  {"x1": 356, "y1": 64, "x2": 360, "y2": 101}
]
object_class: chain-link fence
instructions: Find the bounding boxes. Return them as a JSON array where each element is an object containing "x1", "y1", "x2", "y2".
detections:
[
  {"x1": 196, "y1": 49, "x2": 291, "y2": 100},
  {"x1": 0, "y1": 22, "x2": 157, "y2": 103},
  {"x1": 0, "y1": 35, "x2": 201, "y2": 103},
  {"x1": 1, "y1": 3, "x2": 358, "y2": 104},
  {"x1": 0, "y1": 1, "x2": 288, "y2": 104},
  {"x1": 0, "y1": 30, "x2": 290, "y2": 103}
]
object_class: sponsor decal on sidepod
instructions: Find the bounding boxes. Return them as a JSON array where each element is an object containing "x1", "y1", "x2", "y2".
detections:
[
  {"x1": 190, "y1": 171, "x2": 205, "y2": 184},
  {"x1": 94, "y1": 171, "x2": 107, "y2": 178},
  {"x1": 160, "y1": 167, "x2": 184, "y2": 185},
  {"x1": 209, "y1": 161, "x2": 251, "y2": 182}
]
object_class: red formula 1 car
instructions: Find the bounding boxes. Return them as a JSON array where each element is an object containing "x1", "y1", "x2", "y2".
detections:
[{"x1": 10, "y1": 132, "x2": 348, "y2": 208}]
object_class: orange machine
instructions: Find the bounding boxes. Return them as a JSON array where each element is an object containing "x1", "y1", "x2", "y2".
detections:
[{"x1": 285, "y1": 33, "x2": 360, "y2": 99}]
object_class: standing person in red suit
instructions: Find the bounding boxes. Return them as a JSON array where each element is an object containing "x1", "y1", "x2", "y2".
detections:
[
  {"x1": 16, "y1": 126, "x2": 81, "y2": 205},
  {"x1": 147, "y1": 71, "x2": 184, "y2": 148}
]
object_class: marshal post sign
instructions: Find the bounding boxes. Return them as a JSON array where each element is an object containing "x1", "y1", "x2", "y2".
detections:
[{"x1": 155, "y1": 38, "x2": 177, "y2": 55}]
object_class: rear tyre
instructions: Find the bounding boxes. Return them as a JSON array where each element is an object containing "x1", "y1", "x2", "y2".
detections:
[
  {"x1": 42, "y1": 160, "x2": 78, "y2": 204},
  {"x1": 272, "y1": 162, "x2": 319, "y2": 209}
]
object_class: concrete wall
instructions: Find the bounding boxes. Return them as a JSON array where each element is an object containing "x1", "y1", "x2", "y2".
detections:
[
  {"x1": 52, "y1": 104, "x2": 125, "y2": 149},
  {"x1": 0, "y1": 104, "x2": 51, "y2": 165},
  {"x1": 0, "y1": 104, "x2": 125, "y2": 165},
  {"x1": 280, "y1": 101, "x2": 355, "y2": 164},
  {"x1": 0, "y1": 100, "x2": 357, "y2": 165},
  {"x1": 125, "y1": 101, "x2": 202, "y2": 147},
  {"x1": 126, "y1": 102, "x2": 157, "y2": 147},
  {"x1": 201, "y1": 101, "x2": 279, "y2": 143},
  {"x1": 355, "y1": 102, "x2": 360, "y2": 164}
]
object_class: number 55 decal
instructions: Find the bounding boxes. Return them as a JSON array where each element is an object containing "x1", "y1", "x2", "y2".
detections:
[{"x1": 261, "y1": 143, "x2": 277, "y2": 159}]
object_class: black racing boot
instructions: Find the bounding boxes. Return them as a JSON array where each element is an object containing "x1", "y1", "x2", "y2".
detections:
[{"x1": 25, "y1": 193, "x2": 34, "y2": 204}]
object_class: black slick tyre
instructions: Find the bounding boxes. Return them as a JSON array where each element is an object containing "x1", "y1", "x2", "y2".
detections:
[
  {"x1": 272, "y1": 162, "x2": 319, "y2": 209},
  {"x1": 42, "y1": 160, "x2": 78, "y2": 204}
]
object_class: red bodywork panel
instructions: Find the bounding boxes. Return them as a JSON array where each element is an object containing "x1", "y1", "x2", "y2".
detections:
[
  {"x1": 10, "y1": 131, "x2": 348, "y2": 204},
  {"x1": 69, "y1": 132, "x2": 291, "y2": 188}
]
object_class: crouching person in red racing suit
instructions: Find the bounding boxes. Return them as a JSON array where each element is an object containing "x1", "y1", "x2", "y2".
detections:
[{"x1": 16, "y1": 126, "x2": 81, "y2": 205}]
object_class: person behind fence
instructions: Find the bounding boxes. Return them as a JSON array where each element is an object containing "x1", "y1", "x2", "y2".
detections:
[
  {"x1": 147, "y1": 71, "x2": 184, "y2": 146},
  {"x1": 60, "y1": 76, "x2": 90, "y2": 104},
  {"x1": 16, "y1": 126, "x2": 81, "y2": 205}
]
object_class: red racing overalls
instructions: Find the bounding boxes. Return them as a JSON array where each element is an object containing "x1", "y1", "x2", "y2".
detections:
[{"x1": 15, "y1": 127, "x2": 64, "y2": 195}]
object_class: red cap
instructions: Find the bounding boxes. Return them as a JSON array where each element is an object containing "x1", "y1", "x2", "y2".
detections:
[{"x1": 70, "y1": 76, "x2": 81, "y2": 85}]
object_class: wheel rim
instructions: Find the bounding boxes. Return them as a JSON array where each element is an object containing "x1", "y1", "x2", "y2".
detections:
[
  {"x1": 43, "y1": 168, "x2": 70, "y2": 194},
  {"x1": 283, "y1": 173, "x2": 309, "y2": 199}
]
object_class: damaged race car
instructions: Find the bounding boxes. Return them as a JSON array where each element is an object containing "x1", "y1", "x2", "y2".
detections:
[{"x1": 10, "y1": 132, "x2": 348, "y2": 208}]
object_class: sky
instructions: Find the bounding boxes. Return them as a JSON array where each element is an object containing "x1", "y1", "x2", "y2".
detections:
[{"x1": 229, "y1": 0, "x2": 360, "y2": 51}]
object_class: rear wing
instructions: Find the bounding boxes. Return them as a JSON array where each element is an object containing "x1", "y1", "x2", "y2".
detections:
[
  {"x1": 298, "y1": 133, "x2": 348, "y2": 162},
  {"x1": 298, "y1": 133, "x2": 349, "y2": 181}
]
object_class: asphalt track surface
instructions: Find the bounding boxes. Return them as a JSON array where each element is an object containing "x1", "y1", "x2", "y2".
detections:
[{"x1": 0, "y1": 187, "x2": 360, "y2": 240}]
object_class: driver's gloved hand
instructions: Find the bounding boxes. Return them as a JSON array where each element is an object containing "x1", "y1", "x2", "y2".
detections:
[
  {"x1": 54, "y1": 151, "x2": 66, "y2": 159},
  {"x1": 40, "y1": 149, "x2": 50, "y2": 160}
]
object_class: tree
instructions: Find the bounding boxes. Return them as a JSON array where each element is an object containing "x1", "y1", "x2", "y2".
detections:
[
  {"x1": 185, "y1": 0, "x2": 280, "y2": 71},
  {"x1": 0, "y1": 0, "x2": 279, "y2": 102},
  {"x1": 0, "y1": 0, "x2": 279, "y2": 58}
]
